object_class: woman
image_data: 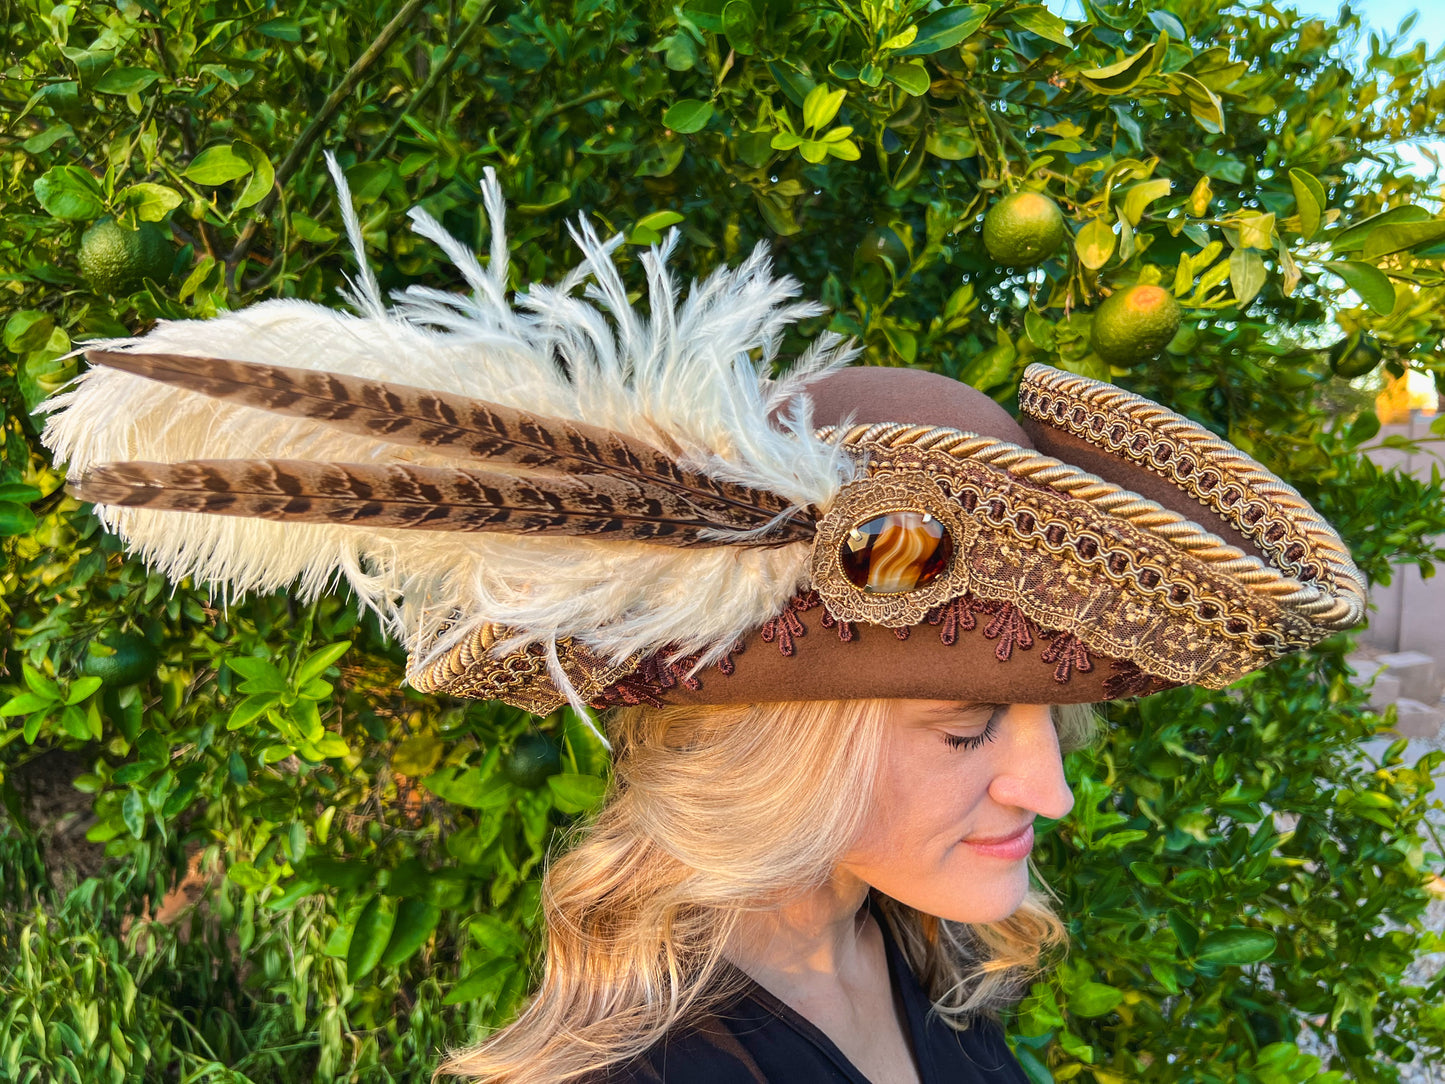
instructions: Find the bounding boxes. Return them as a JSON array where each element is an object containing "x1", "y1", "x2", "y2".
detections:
[
  {"x1": 41, "y1": 161, "x2": 1367, "y2": 1083},
  {"x1": 434, "y1": 699, "x2": 1093, "y2": 1084}
]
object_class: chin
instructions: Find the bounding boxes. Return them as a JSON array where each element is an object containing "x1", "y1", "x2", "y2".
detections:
[{"x1": 883, "y1": 863, "x2": 1033, "y2": 925}]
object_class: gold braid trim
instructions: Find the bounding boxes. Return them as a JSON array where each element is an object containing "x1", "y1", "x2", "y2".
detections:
[
  {"x1": 408, "y1": 624, "x2": 637, "y2": 716},
  {"x1": 1016, "y1": 363, "x2": 1367, "y2": 628}
]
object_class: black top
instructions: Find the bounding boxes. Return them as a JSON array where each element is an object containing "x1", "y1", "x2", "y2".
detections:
[{"x1": 596, "y1": 900, "x2": 1029, "y2": 1083}]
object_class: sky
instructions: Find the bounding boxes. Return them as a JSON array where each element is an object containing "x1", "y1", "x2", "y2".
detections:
[
  {"x1": 1290, "y1": 0, "x2": 1444, "y2": 51},
  {"x1": 1046, "y1": 0, "x2": 1445, "y2": 52}
]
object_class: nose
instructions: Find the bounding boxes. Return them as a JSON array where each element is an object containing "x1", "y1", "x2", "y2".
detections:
[{"x1": 988, "y1": 704, "x2": 1075, "y2": 821}]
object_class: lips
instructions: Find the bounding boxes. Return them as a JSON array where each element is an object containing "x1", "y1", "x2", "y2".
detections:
[{"x1": 961, "y1": 821, "x2": 1035, "y2": 860}]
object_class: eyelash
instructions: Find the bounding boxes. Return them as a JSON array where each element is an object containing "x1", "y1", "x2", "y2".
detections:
[{"x1": 943, "y1": 712, "x2": 1001, "y2": 751}]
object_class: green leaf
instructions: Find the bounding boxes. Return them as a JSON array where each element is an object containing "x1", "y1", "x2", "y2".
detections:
[
  {"x1": 184, "y1": 145, "x2": 253, "y2": 186},
  {"x1": 0, "y1": 483, "x2": 42, "y2": 502},
  {"x1": 1075, "y1": 217, "x2": 1116, "y2": 270},
  {"x1": 292, "y1": 214, "x2": 338, "y2": 243},
  {"x1": 547, "y1": 772, "x2": 608, "y2": 813},
  {"x1": 629, "y1": 210, "x2": 686, "y2": 245},
  {"x1": 1361, "y1": 218, "x2": 1445, "y2": 259},
  {"x1": 23, "y1": 665, "x2": 61, "y2": 700},
  {"x1": 265, "y1": 877, "x2": 321, "y2": 911},
  {"x1": 1069, "y1": 981, "x2": 1125, "y2": 1017},
  {"x1": 227, "y1": 656, "x2": 288, "y2": 692},
  {"x1": 0, "y1": 503, "x2": 39, "y2": 537},
  {"x1": 1079, "y1": 40, "x2": 1162, "y2": 95},
  {"x1": 119, "y1": 183, "x2": 182, "y2": 222},
  {"x1": 802, "y1": 84, "x2": 846, "y2": 132},
  {"x1": 64, "y1": 677, "x2": 102, "y2": 705},
  {"x1": 925, "y1": 129, "x2": 976, "y2": 160},
  {"x1": 295, "y1": 641, "x2": 352, "y2": 684},
  {"x1": 4, "y1": 311, "x2": 55, "y2": 353},
  {"x1": 94, "y1": 66, "x2": 161, "y2": 95},
  {"x1": 1230, "y1": 211, "x2": 1276, "y2": 250},
  {"x1": 22, "y1": 123, "x2": 74, "y2": 153},
  {"x1": 880, "y1": 26, "x2": 917, "y2": 51},
  {"x1": 33, "y1": 166, "x2": 105, "y2": 221},
  {"x1": 1323, "y1": 261, "x2": 1396, "y2": 316},
  {"x1": 1118, "y1": 179, "x2": 1172, "y2": 226},
  {"x1": 662, "y1": 99, "x2": 713, "y2": 134},
  {"x1": 379, "y1": 898, "x2": 442, "y2": 967},
  {"x1": 1024, "y1": 311, "x2": 1056, "y2": 350},
  {"x1": 443, "y1": 958, "x2": 517, "y2": 1005},
  {"x1": 226, "y1": 860, "x2": 269, "y2": 890},
  {"x1": 1009, "y1": 6, "x2": 1073, "y2": 47},
  {"x1": 1014, "y1": 1046, "x2": 1053, "y2": 1084},
  {"x1": 1196, "y1": 927, "x2": 1277, "y2": 965},
  {"x1": 0, "y1": 692, "x2": 52, "y2": 717},
  {"x1": 1230, "y1": 248, "x2": 1267, "y2": 308},
  {"x1": 721, "y1": 0, "x2": 758, "y2": 51},
  {"x1": 883, "y1": 62, "x2": 930, "y2": 97},
  {"x1": 1289, "y1": 168, "x2": 1326, "y2": 239},
  {"x1": 229, "y1": 692, "x2": 281, "y2": 730},
  {"x1": 256, "y1": 16, "x2": 303, "y2": 41},
  {"x1": 959, "y1": 330, "x2": 1016, "y2": 392},
  {"x1": 232, "y1": 142, "x2": 275, "y2": 212},
  {"x1": 896, "y1": 6, "x2": 989, "y2": 55},
  {"x1": 347, "y1": 895, "x2": 397, "y2": 980},
  {"x1": 422, "y1": 766, "x2": 511, "y2": 809},
  {"x1": 121, "y1": 790, "x2": 145, "y2": 839}
]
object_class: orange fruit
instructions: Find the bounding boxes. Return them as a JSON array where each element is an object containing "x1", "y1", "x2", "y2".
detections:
[
  {"x1": 1090, "y1": 284, "x2": 1183, "y2": 364},
  {"x1": 983, "y1": 192, "x2": 1066, "y2": 267}
]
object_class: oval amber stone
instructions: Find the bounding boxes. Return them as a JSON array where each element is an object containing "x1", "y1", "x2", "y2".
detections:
[{"x1": 839, "y1": 511, "x2": 954, "y2": 594}]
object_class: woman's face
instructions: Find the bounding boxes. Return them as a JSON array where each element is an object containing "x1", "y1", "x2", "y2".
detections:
[{"x1": 838, "y1": 700, "x2": 1075, "y2": 924}]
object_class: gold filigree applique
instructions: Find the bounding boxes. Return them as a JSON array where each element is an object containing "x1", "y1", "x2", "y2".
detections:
[{"x1": 811, "y1": 462, "x2": 980, "y2": 627}]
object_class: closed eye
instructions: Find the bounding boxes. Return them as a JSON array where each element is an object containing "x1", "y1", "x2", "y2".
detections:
[{"x1": 942, "y1": 707, "x2": 1003, "y2": 751}]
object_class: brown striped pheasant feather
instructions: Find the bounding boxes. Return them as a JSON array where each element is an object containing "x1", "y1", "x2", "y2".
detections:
[
  {"x1": 39, "y1": 154, "x2": 858, "y2": 724},
  {"x1": 82, "y1": 348, "x2": 812, "y2": 544},
  {"x1": 68, "y1": 458, "x2": 783, "y2": 545}
]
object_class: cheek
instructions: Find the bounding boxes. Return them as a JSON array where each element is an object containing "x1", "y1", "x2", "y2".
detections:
[
  {"x1": 841, "y1": 743, "x2": 1031, "y2": 922},
  {"x1": 850, "y1": 742, "x2": 993, "y2": 863}
]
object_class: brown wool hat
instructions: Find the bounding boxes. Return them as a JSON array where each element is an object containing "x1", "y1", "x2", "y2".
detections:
[
  {"x1": 410, "y1": 363, "x2": 1366, "y2": 712},
  {"x1": 40, "y1": 177, "x2": 1367, "y2": 724}
]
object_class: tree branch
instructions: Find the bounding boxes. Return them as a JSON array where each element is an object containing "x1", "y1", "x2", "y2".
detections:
[
  {"x1": 364, "y1": 2, "x2": 495, "y2": 163},
  {"x1": 227, "y1": 0, "x2": 432, "y2": 268}
]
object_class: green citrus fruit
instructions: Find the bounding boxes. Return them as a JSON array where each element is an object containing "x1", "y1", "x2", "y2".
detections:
[
  {"x1": 1328, "y1": 332, "x2": 1384, "y2": 378},
  {"x1": 1090, "y1": 284, "x2": 1183, "y2": 364},
  {"x1": 77, "y1": 218, "x2": 173, "y2": 295},
  {"x1": 982, "y1": 192, "x2": 1067, "y2": 267},
  {"x1": 502, "y1": 732, "x2": 562, "y2": 789},
  {"x1": 80, "y1": 633, "x2": 160, "y2": 686}
]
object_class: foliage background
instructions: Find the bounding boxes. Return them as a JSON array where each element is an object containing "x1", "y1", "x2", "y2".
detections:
[{"x1": 3, "y1": 0, "x2": 1445, "y2": 1081}]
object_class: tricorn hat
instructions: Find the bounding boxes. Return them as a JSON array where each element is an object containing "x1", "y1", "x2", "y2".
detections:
[{"x1": 41, "y1": 159, "x2": 1366, "y2": 727}]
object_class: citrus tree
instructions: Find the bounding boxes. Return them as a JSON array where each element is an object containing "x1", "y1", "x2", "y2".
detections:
[{"x1": 2, "y1": 1, "x2": 1445, "y2": 1081}]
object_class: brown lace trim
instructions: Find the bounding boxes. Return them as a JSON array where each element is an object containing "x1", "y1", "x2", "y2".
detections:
[
  {"x1": 585, "y1": 590, "x2": 1165, "y2": 706},
  {"x1": 590, "y1": 640, "x2": 746, "y2": 708}
]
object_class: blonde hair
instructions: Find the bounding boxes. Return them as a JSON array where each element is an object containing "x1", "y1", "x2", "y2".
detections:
[{"x1": 433, "y1": 700, "x2": 1098, "y2": 1083}]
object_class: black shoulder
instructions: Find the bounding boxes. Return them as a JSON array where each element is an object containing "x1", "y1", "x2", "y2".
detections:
[
  {"x1": 578, "y1": 1012, "x2": 770, "y2": 1084},
  {"x1": 947, "y1": 1014, "x2": 1032, "y2": 1083}
]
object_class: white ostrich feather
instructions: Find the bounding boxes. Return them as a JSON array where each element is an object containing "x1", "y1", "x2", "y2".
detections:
[{"x1": 39, "y1": 153, "x2": 859, "y2": 715}]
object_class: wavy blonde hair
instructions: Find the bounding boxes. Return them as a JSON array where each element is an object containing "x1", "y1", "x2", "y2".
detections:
[{"x1": 433, "y1": 700, "x2": 1098, "y2": 1083}]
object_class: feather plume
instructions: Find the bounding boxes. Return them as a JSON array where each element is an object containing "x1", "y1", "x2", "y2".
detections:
[
  {"x1": 39, "y1": 152, "x2": 859, "y2": 711},
  {"x1": 69, "y1": 458, "x2": 800, "y2": 544},
  {"x1": 81, "y1": 349, "x2": 812, "y2": 541}
]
